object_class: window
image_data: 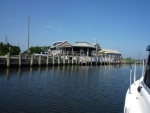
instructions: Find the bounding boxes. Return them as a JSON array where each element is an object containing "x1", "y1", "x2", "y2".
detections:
[{"x1": 144, "y1": 55, "x2": 150, "y2": 88}]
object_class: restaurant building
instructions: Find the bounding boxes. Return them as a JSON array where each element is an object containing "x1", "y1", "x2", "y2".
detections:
[{"x1": 49, "y1": 41, "x2": 122, "y2": 63}]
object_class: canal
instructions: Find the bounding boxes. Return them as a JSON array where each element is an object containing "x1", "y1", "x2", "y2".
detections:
[{"x1": 0, "y1": 65, "x2": 143, "y2": 113}]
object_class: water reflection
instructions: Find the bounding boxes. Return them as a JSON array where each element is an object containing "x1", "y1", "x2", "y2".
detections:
[
  {"x1": 0, "y1": 64, "x2": 140, "y2": 79},
  {"x1": 0, "y1": 65, "x2": 144, "y2": 113},
  {"x1": 6, "y1": 68, "x2": 10, "y2": 79},
  {"x1": 0, "y1": 65, "x2": 124, "y2": 79}
]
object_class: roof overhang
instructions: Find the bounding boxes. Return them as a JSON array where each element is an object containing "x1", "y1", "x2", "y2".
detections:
[
  {"x1": 72, "y1": 42, "x2": 99, "y2": 49},
  {"x1": 72, "y1": 45, "x2": 95, "y2": 48}
]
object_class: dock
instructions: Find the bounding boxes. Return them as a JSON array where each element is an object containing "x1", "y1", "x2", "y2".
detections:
[{"x1": 0, "y1": 52, "x2": 122, "y2": 67}]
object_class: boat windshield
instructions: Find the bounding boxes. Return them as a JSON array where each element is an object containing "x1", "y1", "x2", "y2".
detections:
[{"x1": 145, "y1": 55, "x2": 150, "y2": 88}]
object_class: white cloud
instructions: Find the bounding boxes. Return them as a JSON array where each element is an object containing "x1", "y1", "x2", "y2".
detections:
[{"x1": 37, "y1": 19, "x2": 67, "y2": 33}]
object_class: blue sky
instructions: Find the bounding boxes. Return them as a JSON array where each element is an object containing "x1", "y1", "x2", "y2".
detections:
[{"x1": 0, "y1": 0, "x2": 150, "y2": 59}]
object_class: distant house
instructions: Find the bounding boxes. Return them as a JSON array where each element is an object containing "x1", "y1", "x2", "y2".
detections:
[
  {"x1": 49, "y1": 41, "x2": 72, "y2": 55},
  {"x1": 100, "y1": 49, "x2": 122, "y2": 63},
  {"x1": 49, "y1": 41, "x2": 101, "y2": 57}
]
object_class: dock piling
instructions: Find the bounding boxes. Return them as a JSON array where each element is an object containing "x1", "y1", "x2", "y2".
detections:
[
  {"x1": 30, "y1": 54, "x2": 33, "y2": 66},
  {"x1": 38, "y1": 55, "x2": 41, "y2": 66},
  {"x1": 19, "y1": 53, "x2": 22, "y2": 67},
  {"x1": 7, "y1": 52, "x2": 10, "y2": 67}
]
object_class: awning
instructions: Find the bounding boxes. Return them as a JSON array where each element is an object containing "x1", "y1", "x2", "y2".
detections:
[
  {"x1": 99, "y1": 50, "x2": 109, "y2": 54},
  {"x1": 104, "y1": 51, "x2": 109, "y2": 54},
  {"x1": 99, "y1": 50, "x2": 104, "y2": 53}
]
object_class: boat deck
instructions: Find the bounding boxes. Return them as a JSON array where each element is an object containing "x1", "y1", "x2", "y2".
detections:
[{"x1": 124, "y1": 77, "x2": 150, "y2": 113}]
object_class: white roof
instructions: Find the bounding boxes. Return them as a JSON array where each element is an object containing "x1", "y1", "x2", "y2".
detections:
[
  {"x1": 51, "y1": 41, "x2": 71, "y2": 48},
  {"x1": 102, "y1": 49, "x2": 121, "y2": 54},
  {"x1": 72, "y1": 42, "x2": 95, "y2": 48}
]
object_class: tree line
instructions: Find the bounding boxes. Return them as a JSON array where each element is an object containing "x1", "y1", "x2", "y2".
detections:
[
  {"x1": 22, "y1": 46, "x2": 50, "y2": 55},
  {"x1": 0, "y1": 42, "x2": 50, "y2": 55},
  {"x1": 0, "y1": 42, "x2": 21, "y2": 55}
]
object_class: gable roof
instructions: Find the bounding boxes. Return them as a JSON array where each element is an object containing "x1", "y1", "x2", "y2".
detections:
[
  {"x1": 50, "y1": 41, "x2": 71, "y2": 49},
  {"x1": 72, "y1": 41, "x2": 100, "y2": 49},
  {"x1": 50, "y1": 41, "x2": 102, "y2": 50}
]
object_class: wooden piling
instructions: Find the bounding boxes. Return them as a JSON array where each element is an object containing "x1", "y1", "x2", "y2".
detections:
[
  {"x1": 7, "y1": 52, "x2": 10, "y2": 67},
  {"x1": 0, "y1": 53, "x2": 123, "y2": 67},
  {"x1": 46, "y1": 55, "x2": 49, "y2": 66},
  {"x1": 58, "y1": 55, "x2": 60, "y2": 65},
  {"x1": 100, "y1": 55, "x2": 102, "y2": 65},
  {"x1": 75, "y1": 56, "x2": 77, "y2": 64},
  {"x1": 72, "y1": 56, "x2": 74, "y2": 64},
  {"x1": 30, "y1": 54, "x2": 33, "y2": 66},
  {"x1": 63, "y1": 55, "x2": 65, "y2": 65},
  {"x1": 38, "y1": 55, "x2": 41, "y2": 66},
  {"x1": 67, "y1": 56, "x2": 70, "y2": 65},
  {"x1": 53, "y1": 55, "x2": 55, "y2": 65},
  {"x1": 19, "y1": 53, "x2": 22, "y2": 67},
  {"x1": 91, "y1": 56, "x2": 92, "y2": 66},
  {"x1": 67, "y1": 52, "x2": 69, "y2": 65}
]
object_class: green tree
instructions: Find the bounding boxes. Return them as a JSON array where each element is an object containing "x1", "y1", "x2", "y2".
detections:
[
  {"x1": 0, "y1": 42, "x2": 20, "y2": 55},
  {"x1": 10, "y1": 46, "x2": 21, "y2": 55},
  {"x1": 22, "y1": 46, "x2": 50, "y2": 55},
  {"x1": 41, "y1": 46, "x2": 50, "y2": 52},
  {"x1": 0, "y1": 42, "x2": 10, "y2": 55},
  {"x1": 29, "y1": 46, "x2": 43, "y2": 54}
]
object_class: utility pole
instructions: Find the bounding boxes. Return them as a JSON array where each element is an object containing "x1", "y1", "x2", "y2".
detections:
[
  {"x1": 139, "y1": 52, "x2": 141, "y2": 63},
  {"x1": 95, "y1": 38, "x2": 98, "y2": 65},
  {"x1": 28, "y1": 15, "x2": 30, "y2": 55}
]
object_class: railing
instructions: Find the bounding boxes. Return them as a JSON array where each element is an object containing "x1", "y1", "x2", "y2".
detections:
[{"x1": 129, "y1": 60, "x2": 145, "y2": 94}]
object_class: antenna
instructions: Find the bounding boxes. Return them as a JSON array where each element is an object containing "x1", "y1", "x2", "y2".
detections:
[
  {"x1": 5, "y1": 35, "x2": 8, "y2": 44},
  {"x1": 139, "y1": 52, "x2": 140, "y2": 63}
]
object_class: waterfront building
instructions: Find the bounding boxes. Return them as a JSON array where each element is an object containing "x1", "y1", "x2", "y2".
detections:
[
  {"x1": 100, "y1": 49, "x2": 122, "y2": 63},
  {"x1": 49, "y1": 41, "x2": 101, "y2": 56},
  {"x1": 49, "y1": 41, "x2": 122, "y2": 63}
]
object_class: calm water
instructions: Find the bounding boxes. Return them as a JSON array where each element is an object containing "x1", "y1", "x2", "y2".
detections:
[{"x1": 0, "y1": 65, "x2": 143, "y2": 113}]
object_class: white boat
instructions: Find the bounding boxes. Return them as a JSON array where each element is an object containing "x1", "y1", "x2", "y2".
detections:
[{"x1": 124, "y1": 45, "x2": 150, "y2": 113}]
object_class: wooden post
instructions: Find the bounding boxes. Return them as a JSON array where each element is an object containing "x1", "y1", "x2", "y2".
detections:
[
  {"x1": 63, "y1": 55, "x2": 65, "y2": 65},
  {"x1": 77, "y1": 56, "x2": 80, "y2": 65},
  {"x1": 91, "y1": 56, "x2": 92, "y2": 66},
  {"x1": 19, "y1": 53, "x2": 22, "y2": 67},
  {"x1": 68, "y1": 56, "x2": 70, "y2": 65},
  {"x1": 63, "y1": 51, "x2": 65, "y2": 65},
  {"x1": 53, "y1": 55, "x2": 55, "y2": 65},
  {"x1": 104, "y1": 55, "x2": 106, "y2": 66},
  {"x1": 58, "y1": 55, "x2": 60, "y2": 65},
  {"x1": 75, "y1": 56, "x2": 78, "y2": 64},
  {"x1": 100, "y1": 55, "x2": 102, "y2": 65},
  {"x1": 46, "y1": 55, "x2": 49, "y2": 66},
  {"x1": 30, "y1": 54, "x2": 34, "y2": 66},
  {"x1": 67, "y1": 52, "x2": 69, "y2": 65},
  {"x1": 72, "y1": 56, "x2": 74, "y2": 64},
  {"x1": 109, "y1": 54, "x2": 110, "y2": 65},
  {"x1": 38, "y1": 55, "x2": 41, "y2": 66},
  {"x1": 7, "y1": 52, "x2": 10, "y2": 67}
]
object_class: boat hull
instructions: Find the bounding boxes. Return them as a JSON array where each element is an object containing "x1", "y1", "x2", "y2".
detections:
[{"x1": 124, "y1": 77, "x2": 150, "y2": 113}]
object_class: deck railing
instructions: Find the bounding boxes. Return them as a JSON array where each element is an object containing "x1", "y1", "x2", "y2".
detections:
[{"x1": 129, "y1": 60, "x2": 145, "y2": 94}]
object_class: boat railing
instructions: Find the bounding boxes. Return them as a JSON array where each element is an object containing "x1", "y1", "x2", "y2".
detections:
[{"x1": 129, "y1": 60, "x2": 145, "y2": 94}]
